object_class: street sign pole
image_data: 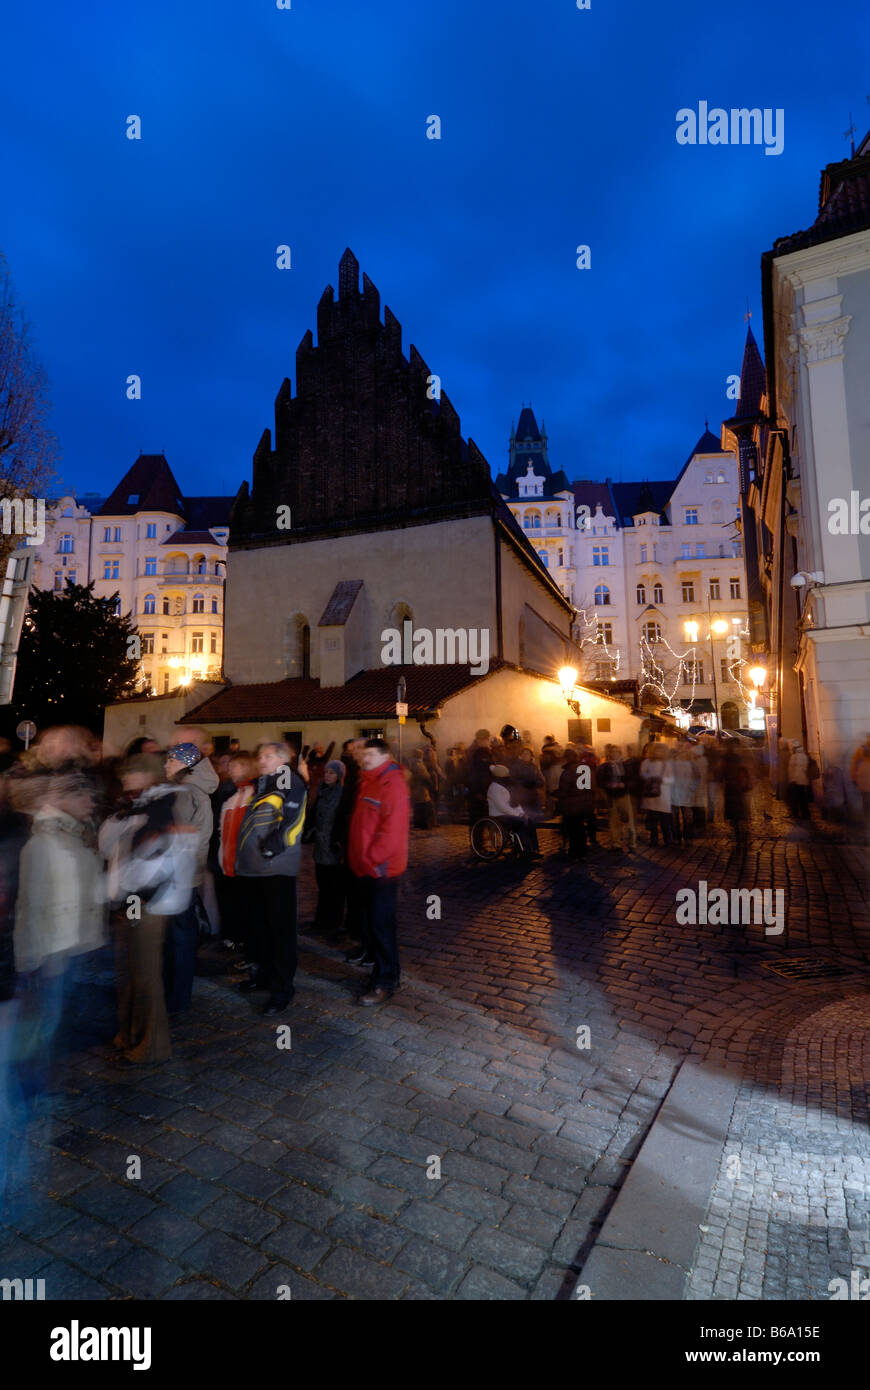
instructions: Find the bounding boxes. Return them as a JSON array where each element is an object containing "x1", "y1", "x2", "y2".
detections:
[{"x1": 396, "y1": 676, "x2": 407, "y2": 766}]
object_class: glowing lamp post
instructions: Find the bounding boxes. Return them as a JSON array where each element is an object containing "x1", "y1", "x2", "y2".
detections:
[{"x1": 558, "y1": 665, "x2": 581, "y2": 717}]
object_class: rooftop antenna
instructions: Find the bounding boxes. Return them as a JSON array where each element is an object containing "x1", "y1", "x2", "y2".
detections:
[
  {"x1": 744, "y1": 298, "x2": 752, "y2": 323},
  {"x1": 845, "y1": 111, "x2": 856, "y2": 156}
]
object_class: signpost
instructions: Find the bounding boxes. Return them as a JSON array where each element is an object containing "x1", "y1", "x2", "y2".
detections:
[{"x1": 16, "y1": 719, "x2": 36, "y2": 751}]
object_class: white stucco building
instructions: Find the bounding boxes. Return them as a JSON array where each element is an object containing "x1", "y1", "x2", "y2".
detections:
[
  {"x1": 25, "y1": 453, "x2": 234, "y2": 697},
  {"x1": 750, "y1": 129, "x2": 870, "y2": 772}
]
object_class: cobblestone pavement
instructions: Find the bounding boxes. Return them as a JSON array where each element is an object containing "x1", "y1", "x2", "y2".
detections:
[{"x1": 1, "y1": 798, "x2": 868, "y2": 1300}]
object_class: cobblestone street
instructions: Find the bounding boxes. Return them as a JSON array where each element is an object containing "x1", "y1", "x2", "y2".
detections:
[{"x1": 1, "y1": 804, "x2": 869, "y2": 1301}]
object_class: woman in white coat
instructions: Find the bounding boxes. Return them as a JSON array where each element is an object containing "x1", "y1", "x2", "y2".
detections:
[{"x1": 640, "y1": 742, "x2": 674, "y2": 847}]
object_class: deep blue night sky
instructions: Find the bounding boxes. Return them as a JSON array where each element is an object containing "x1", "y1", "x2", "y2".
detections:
[{"x1": 2, "y1": 0, "x2": 868, "y2": 500}]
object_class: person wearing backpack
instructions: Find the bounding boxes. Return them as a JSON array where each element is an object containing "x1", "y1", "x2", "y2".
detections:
[{"x1": 234, "y1": 742, "x2": 308, "y2": 1017}]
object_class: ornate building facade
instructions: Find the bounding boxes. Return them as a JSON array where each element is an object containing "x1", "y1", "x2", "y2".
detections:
[{"x1": 26, "y1": 454, "x2": 233, "y2": 696}]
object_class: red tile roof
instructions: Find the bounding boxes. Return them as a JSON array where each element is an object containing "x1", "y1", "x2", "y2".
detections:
[{"x1": 179, "y1": 662, "x2": 500, "y2": 724}]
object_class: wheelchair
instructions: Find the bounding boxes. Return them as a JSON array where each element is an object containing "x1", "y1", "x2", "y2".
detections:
[{"x1": 469, "y1": 816, "x2": 526, "y2": 861}]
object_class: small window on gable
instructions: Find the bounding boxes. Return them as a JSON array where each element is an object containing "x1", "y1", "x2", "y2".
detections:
[{"x1": 127, "y1": 494, "x2": 139, "y2": 505}]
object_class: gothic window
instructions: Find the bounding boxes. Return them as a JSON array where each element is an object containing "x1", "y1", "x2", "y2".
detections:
[{"x1": 285, "y1": 615, "x2": 311, "y2": 679}]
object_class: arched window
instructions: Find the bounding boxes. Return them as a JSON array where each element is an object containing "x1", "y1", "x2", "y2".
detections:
[
  {"x1": 143, "y1": 593, "x2": 156, "y2": 615},
  {"x1": 594, "y1": 584, "x2": 610, "y2": 606},
  {"x1": 211, "y1": 596, "x2": 219, "y2": 614},
  {"x1": 653, "y1": 583, "x2": 664, "y2": 605},
  {"x1": 58, "y1": 534, "x2": 74, "y2": 554},
  {"x1": 524, "y1": 511, "x2": 542, "y2": 530},
  {"x1": 193, "y1": 554, "x2": 207, "y2": 576},
  {"x1": 284, "y1": 615, "x2": 311, "y2": 679},
  {"x1": 545, "y1": 508, "x2": 561, "y2": 528},
  {"x1": 192, "y1": 593, "x2": 204, "y2": 613},
  {"x1": 162, "y1": 596, "x2": 170, "y2": 615},
  {"x1": 388, "y1": 601, "x2": 413, "y2": 630},
  {"x1": 62, "y1": 506, "x2": 73, "y2": 518},
  {"x1": 538, "y1": 550, "x2": 549, "y2": 568},
  {"x1": 636, "y1": 583, "x2": 646, "y2": 604}
]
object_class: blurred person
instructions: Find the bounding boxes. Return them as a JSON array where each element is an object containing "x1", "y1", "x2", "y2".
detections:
[
  {"x1": 216, "y1": 753, "x2": 257, "y2": 961},
  {"x1": 340, "y1": 738, "x2": 368, "y2": 957},
  {"x1": 464, "y1": 740, "x2": 494, "y2": 825},
  {"x1": 542, "y1": 743, "x2": 565, "y2": 817},
  {"x1": 0, "y1": 773, "x2": 29, "y2": 1217},
  {"x1": 598, "y1": 744, "x2": 637, "y2": 852},
  {"x1": 850, "y1": 734, "x2": 870, "y2": 842},
  {"x1": 14, "y1": 772, "x2": 105, "y2": 1089},
  {"x1": 304, "y1": 760, "x2": 349, "y2": 940},
  {"x1": 99, "y1": 756, "x2": 197, "y2": 1065},
  {"x1": 690, "y1": 739, "x2": 708, "y2": 833},
  {"x1": 509, "y1": 745, "x2": 545, "y2": 854},
  {"x1": 723, "y1": 741, "x2": 753, "y2": 853},
  {"x1": 703, "y1": 734, "x2": 725, "y2": 825},
  {"x1": 640, "y1": 742, "x2": 674, "y2": 846},
  {"x1": 671, "y1": 744, "x2": 699, "y2": 846},
  {"x1": 347, "y1": 738, "x2": 410, "y2": 1006},
  {"x1": 162, "y1": 742, "x2": 219, "y2": 1013},
  {"x1": 787, "y1": 741, "x2": 811, "y2": 820},
  {"x1": 487, "y1": 764, "x2": 536, "y2": 855},
  {"x1": 234, "y1": 742, "x2": 307, "y2": 1015},
  {"x1": 408, "y1": 748, "x2": 437, "y2": 830},
  {"x1": 556, "y1": 748, "x2": 595, "y2": 860}
]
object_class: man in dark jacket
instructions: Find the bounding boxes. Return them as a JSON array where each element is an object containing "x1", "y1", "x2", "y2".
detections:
[
  {"x1": 234, "y1": 741, "x2": 307, "y2": 1016},
  {"x1": 347, "y1": 739, "x2": 410, "y2": 1007}
]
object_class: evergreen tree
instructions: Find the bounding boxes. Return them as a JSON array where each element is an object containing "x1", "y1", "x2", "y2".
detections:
[{"x1": 12, "y1": 580, "x2": 140, "y2": 732}]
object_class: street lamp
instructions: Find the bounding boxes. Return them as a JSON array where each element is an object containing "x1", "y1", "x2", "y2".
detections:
[
  {"x1": 558, "y1": 665, "x2": 581, "y2": 716},
  {"x1": 683, "y1": 612, "x2": 730, "y2": 730}
]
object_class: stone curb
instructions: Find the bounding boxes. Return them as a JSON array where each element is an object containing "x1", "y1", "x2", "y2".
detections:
[{"x1": 577, "y1": 1059, "x2": 740, "y2": 1300}]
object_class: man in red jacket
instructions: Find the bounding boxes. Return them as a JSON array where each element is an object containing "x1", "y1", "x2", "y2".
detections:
[{"x1": 347, "y1": 738, "x2": 410, "y2": 1006}]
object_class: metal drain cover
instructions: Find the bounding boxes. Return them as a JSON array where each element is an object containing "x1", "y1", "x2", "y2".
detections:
[{"x1": 762, "y1": 956, "x2": 855, "y2": 981}]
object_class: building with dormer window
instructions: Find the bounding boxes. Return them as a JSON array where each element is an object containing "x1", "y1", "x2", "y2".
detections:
[{"x1": 26, "y1": 454, "x2": 233, "y2": 697}]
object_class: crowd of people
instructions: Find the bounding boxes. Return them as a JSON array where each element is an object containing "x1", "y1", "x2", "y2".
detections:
[
  {"x1": 0, "y1": 715, "x2": 867, "y2": 1218},
  {"x1": 0, "y1": 725, "x2": 413, "y2": 1219},
  {"x1": 424, "y1": 724, "x2": 759, "y2": 858}
]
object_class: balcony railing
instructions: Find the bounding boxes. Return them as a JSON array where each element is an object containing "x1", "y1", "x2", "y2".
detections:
[{"x1": 161, "y1": 571, "x2": 225, "y2": 582}]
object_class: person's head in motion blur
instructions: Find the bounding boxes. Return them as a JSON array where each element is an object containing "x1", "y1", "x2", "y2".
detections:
[{"x1": 362, "y1": 738, "x2": 392, "y2": 772}]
